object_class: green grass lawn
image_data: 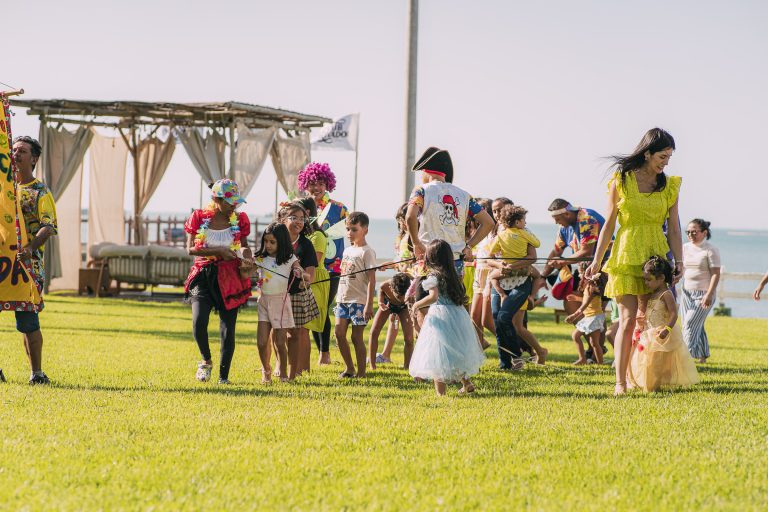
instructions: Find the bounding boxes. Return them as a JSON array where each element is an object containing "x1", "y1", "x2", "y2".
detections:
[{"x1": 2, "y1": 294, "x2": 767, "y2": 510}]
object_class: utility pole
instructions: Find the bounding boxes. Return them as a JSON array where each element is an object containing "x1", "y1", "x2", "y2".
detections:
[{"x1": 403, "y1": 0, "x2": 418, "y2": 201}]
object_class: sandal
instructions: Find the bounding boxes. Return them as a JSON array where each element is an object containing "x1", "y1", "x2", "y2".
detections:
[
  {"x1": 261, "y1": 369, "x2": 272, "y2": 384},
  {"x1": 339, "y1": 372, "x2": 356, "y2": 379}
]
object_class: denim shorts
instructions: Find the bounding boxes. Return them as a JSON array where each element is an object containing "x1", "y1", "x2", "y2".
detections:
[
  {"x1": 334, "y1": 302, "x2": 367, "y2": 326},
  {"x1": 15, "y1": 310, "x2": 40, "y2": 334}
]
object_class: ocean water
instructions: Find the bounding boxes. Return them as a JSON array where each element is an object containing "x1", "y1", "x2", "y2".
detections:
[
  {"x1": 83, "y1": 213, "x2": 767, "y2": 318},
  {"x1": 362, "y1": 219, "x2": 768, "y2": 319}
]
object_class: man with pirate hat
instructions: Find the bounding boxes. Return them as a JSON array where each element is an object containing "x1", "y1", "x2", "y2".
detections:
[{"x1": 405, "y1": 147, "x2": 494, "y2": 276}]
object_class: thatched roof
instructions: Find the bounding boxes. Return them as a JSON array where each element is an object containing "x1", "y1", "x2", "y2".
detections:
[{"x1": 10, "y1": 99, "x2": 330, "y2": 133}]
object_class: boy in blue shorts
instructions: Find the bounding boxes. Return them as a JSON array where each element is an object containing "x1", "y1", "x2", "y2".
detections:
[{"x1": 334, "y1": 211, "x2": 377, "y2": 378}]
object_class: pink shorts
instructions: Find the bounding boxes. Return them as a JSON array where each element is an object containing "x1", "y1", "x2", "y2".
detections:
[{"x1": 257, "y1": 293, "x2": 295, "y2": 329}]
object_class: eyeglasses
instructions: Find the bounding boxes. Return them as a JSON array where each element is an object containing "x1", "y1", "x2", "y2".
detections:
[
  {"x1": 287, "y1": 216, "x2": 305, "y2": 223},
  {"x1": 686, "y1": 230, "x2": 700, "y2": 235}
]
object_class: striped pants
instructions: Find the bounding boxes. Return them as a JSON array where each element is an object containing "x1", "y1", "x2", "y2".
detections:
[{"x1": 681, "y1": 288, "x2": 713, "y2": 359}]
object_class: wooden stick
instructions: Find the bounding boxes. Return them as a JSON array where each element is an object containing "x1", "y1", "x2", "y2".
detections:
[{"x1": 2, "y1": 88, "x2": 24, "y2": 97}]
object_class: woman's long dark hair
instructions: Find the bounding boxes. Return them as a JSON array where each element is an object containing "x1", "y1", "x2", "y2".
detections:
[
  {"x1": 277, "y1": 202, "x2": 312, "y2": 237},
  {"x1": 256, "y1": 222, "x2": 294, "y2": 265},
  {"x1": 424, "y1": 240, "x2": 467, "y2": 306},
  {"x1": 395, "y1": 202, "x2": 413, "y2": 255},
  {"x1": 610, "y1": 128, "x2": 675, "y2": 193}
]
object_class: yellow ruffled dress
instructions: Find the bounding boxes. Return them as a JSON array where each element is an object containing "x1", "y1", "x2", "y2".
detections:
[
  {"x1": 304, "y1": 230, "x2": 330, "y2": 333},
  {"x1": 603, "y1": 172, "x2": 681, "y2": 297},
  {"x1": 627, "y1": 291, "x2": 700, "y2": 392}
]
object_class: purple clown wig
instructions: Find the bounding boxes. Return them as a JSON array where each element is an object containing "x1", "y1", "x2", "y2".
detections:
[{"x1": 297, "y1": 162, "x2": 337, "y2": 193}]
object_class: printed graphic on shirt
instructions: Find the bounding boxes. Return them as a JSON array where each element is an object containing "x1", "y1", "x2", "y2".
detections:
[{"x1": 439, "y1": 194, "x2": 461, "y2": 225}]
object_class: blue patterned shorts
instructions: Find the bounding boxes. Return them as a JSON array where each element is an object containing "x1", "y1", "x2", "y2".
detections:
[{"x1": 334, "y1": 302, "x2": 367, "y2": 326}]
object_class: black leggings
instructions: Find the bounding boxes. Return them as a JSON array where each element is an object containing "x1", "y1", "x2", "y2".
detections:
[
  {"x1": 313, "y1": 272, "x2": 340, "y2": 353},
  {"x1": 192, "y1": 299, "x2": 238, "y2": 380}
]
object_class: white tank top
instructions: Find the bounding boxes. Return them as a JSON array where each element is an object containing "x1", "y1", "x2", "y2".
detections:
[{"x1": 206, "y1": 228, "x2": 234, "y2": 248}]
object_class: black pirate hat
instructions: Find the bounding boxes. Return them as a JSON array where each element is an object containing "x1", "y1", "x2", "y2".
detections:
[{"x1": 412, "y1": 147, "x2": 453, "y2": 183}]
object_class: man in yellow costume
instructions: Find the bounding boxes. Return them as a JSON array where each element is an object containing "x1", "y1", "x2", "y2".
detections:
[{"x1": 3, "y1": 136, "x2": 58, "y2": 385}]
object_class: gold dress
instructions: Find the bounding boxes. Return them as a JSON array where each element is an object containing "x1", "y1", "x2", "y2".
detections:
[{"x1": 628, "y1": 291, "x2": 700, "y2": 392}]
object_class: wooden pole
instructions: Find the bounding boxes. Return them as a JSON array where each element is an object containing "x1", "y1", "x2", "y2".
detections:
[
  {"x1": 2, "y1": 88, "x2": 24, "y2": 97},
  {"x1": 131, "y1": 125, "x2": 142, "y2": 244},
  {"x1": 352, "y1": 113, "x2": 361, "y2": 211},
  {"x1": 229, "y1": 119, "x2": 236, "y2": 179},
  {"x1": 403, "y1": 0, "x2": 418, "y2": 202}
]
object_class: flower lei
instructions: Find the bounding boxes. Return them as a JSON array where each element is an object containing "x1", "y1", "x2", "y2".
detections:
[{"x1": 194, "y1": 210, "x2": 241, "y2": 259}]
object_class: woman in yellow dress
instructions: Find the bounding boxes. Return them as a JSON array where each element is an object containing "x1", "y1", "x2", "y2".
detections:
[
  {"x1": 296, "y1": 198, "x2": 331, "y2": 367},
  {"x1": 585, "y1": 128, "x2": 683, "y2": 395}
]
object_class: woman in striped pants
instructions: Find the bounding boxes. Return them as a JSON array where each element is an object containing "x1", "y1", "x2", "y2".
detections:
[{"x1": 681, "y1": 219, "x2": 721, "y2": 363}]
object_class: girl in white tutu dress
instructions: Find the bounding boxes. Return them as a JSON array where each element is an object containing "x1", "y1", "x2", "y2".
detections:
[{"x1": 409, "y1": 240, "x2": 487, "y2": 395}]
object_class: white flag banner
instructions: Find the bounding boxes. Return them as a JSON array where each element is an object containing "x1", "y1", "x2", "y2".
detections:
[{"x1": 311, "y1": 113, "x2": 359, "y2": 151}]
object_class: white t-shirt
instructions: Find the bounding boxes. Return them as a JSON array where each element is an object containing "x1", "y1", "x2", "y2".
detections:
[
  {"x1": 683, "y1": 241, "x2": 721, "y2": 292},
  {"x1": 417, "y1": 181, "x2": 472, "y2": 258},
  {"x1": 337, "y1": 244, "x2": 377, "y2": 304},
  {"x1": 256, "y1": 255, "x2": 297, "y2": 295}
]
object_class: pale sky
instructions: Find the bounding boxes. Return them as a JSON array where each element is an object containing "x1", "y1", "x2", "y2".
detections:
[{"x1": 6, "y1": 0, "x2": 767, "y2": 229}]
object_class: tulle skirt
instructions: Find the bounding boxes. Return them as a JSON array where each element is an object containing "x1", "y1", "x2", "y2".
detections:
[
  {"x1": 409, "y1": 304, "x2": 486, "y2": 382},
  {"x1": 628, "y1": 324, "x2": 700, "y2": 392}
]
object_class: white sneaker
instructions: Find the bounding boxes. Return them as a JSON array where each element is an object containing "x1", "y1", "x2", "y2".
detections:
[
  {"x1": 375, "y1": 353, "x2": 392, "y2": 364},
  {"x1": 196, "y1": 362, "x2": 212, "y2": 382}
]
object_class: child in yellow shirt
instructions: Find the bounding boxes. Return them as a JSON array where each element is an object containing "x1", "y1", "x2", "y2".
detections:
[{"x1": 488, "y1": 205, "x2": 548, "y2": 364}]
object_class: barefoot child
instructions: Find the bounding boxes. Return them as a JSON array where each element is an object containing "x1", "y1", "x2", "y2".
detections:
[
  {"x1": 368, "y1": 272, "x2": 415, "y2": 370},
  {"x1": 335, "y1": 212, "x2": 377, "y2": 378},
  {"x1": 409, "y1": 240, "x2": 486, "y2": 396},
  {"x1": 488, "y1": 205, "x2": 548, "y2": 364},
  {"x1": 375, "y1": 203, "x2": 416, "y2": 364},
  {"x1": 566, "y1": 270, "x2": 608, "y2": 365},
  {"x1": 627, "y1": 256, "x2": 700, "y2": 392},
  {"x1": 254, "y1": 223, "x2": 307, "y2": 383}
]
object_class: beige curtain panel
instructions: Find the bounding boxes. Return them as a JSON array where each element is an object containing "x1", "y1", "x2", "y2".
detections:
[
  {"x1": 176, "y1": 127, "x2": 226, "y2": 185},
  {"x1": 270, "y1": 132, "x2": 310, "y2": 197},
  {"x1": 37, "y1": 124, "x2": 93, "y2": 287},
  {"x1": 88, "y1": 133, "x2": 128, "y2": 254},
  {"x1": 136, "y1": 134, "x2": 176, "y2": 215},
  {"x1": 231, "y1": 123, "x2": 277, "y2": 198}
]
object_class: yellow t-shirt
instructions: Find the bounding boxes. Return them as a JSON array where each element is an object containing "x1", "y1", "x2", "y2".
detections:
[
  {"x1": 488, "y1": 227, "x2": 540, "y2": 260},
  {"x1": 583, "y1": 295, "x2": 603, "y2": 318}
]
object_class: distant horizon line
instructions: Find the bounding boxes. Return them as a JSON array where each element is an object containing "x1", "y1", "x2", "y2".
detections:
[{"x1": 78, "y1": 209, "x2": 767, "y2": 234}]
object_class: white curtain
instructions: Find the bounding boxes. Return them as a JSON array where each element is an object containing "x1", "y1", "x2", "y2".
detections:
[
  {"x1": 37, "y1": 124, "x2": 93, "y2": 287},
  {"x1": 88, "y1": 133, "x2": 128, "y2": 253},
  {"x1": 231, "y1": 123, "x2": 277, "y2": 197},
  {"x1": 270, "y1": 132, "x2": 310, "y2": 196},
  {"x1": 48, "y1": 165, "x2": 83, "y2": 290},
  {"x1": 175, "y1": 127, "x2": 226, "y2": 185}
]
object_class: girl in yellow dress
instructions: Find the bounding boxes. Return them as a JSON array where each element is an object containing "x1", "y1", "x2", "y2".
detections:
[
  {"x1": 628, "y1": 256, "x2": 699, "y2": 391},
  {"x1": 585, "y1": 128, "x2": 684, "y2": 395}
]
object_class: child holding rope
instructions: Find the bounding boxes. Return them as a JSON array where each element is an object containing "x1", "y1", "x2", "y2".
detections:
[
  {"x1": 566, "y1": 267, "x2": 608, "y2": 365},
  {"x1": 409, "y1": 240, "x2": 486, "y2": 396},
  {"x1": 253, "y1": 222, "x2": 308, "y2": 383},
  {"x1": 487, "y1": 205, "x2": 548, "y2": 364},
  {"x1": 374, "y1": 203, "x2": 416, "y2": 364},
  {"x1": 368, "y1": 272, "x2": 414, "y2": 370},
  {"x1": 335, "y1": 212, "x2": 377, "y2": 378}
]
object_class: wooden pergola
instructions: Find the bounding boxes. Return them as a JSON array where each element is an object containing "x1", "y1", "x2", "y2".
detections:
[{"x1": 10, "y1": 98, "x2": 331, "y2": 240}]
